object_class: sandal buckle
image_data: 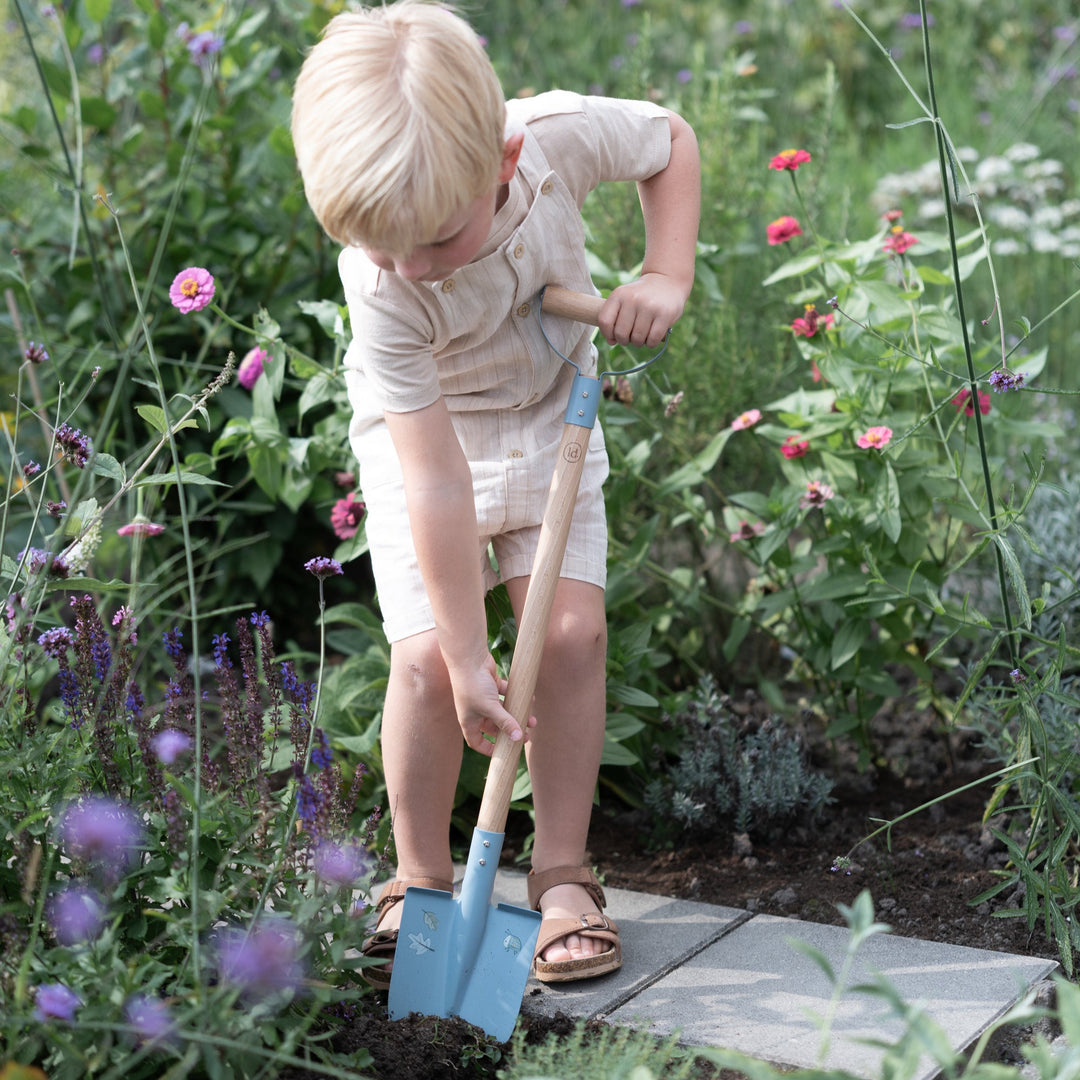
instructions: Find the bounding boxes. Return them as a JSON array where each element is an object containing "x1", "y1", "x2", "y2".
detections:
[{"x1": 579, "y1": 912, "x2": 611, "y2": 931}]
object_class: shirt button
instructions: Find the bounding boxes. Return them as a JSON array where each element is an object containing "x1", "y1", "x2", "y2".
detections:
[
  {"x1": 508, "y1": 449, "x2": 524, "y2": 459},
  {"x1": 441, "y1": 279, "x2": 455, "y2": 293},
  {"x1": 540, "y1": 180, "x2": 554, "y2": 195},
  {"x1": 513, "y1": 243, "x2": 524, "y2": 259},
  {"x1": 516, "y1": 302, "x2": 531, "y2": 317}
]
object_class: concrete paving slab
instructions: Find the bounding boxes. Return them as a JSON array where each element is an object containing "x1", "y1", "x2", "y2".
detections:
[
  {"x1": 605, "y1": 912, "x2": 1058, "y2": 1080},
  {"x1": 479, "y1": 869, "x2": 750, "y2": 1022}
]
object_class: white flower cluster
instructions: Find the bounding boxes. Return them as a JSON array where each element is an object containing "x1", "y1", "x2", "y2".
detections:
[{"x1": 872, "y1": 142, "x2": 1080, "y2": 257}]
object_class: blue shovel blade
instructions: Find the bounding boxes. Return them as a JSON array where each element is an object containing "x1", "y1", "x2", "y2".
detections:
[{"x1": 387, "y1": 830, "x2": 542, "y2": 1042}]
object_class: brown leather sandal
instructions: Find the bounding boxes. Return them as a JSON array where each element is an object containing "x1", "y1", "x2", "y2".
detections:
[
  {"x1": 359, "y1": 877, "x2": 454, "y2": 990},
  {"x1": 527, "y1": 865, "x2": 622, "y2": 984}
]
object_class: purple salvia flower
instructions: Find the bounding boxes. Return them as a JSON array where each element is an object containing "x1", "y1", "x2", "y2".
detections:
[
  {"x1": 310, "y1": 729, "x2": 332, "y2": 771},
  {"x1": 212, "y1": 630, "x2": 244, "y2": 783},
  {"x1": 47, "y1": 885, "x2": 105, "y2": 945},
  {"x1": 163, "y1": 627, "x2": 185, "y2": 664},
  {"x1": 162, "y1": 787, "x2": 186, "y2": 862},
  {"x1": 34, "y1": 983, "x2": 82, "y2": 1023}
]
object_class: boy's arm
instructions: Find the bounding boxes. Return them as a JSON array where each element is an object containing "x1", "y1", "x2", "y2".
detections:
[
  {"x1": 384, "y1": 399, "x2": 527, "y2": 756},
  {"x1": 599, "y1": 109, "x2": 701, "y2": 349}
]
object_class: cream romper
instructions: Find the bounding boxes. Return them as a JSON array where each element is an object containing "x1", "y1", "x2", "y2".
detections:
[{"x1": 339, "y1": 91, "x2": 672, "y2": 642}]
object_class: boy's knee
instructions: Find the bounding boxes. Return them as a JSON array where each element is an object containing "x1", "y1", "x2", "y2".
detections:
[
  {"x1": 391, "y1": 633, "x2": 453, "y2": 701},
  {"x1": 545, "y1": 608, "x2": 607, "y2": 668}
]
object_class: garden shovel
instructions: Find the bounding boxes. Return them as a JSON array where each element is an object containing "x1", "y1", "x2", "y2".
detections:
[{"x1": 387, "y1": 285, "x2": 610, "y2": 1042}]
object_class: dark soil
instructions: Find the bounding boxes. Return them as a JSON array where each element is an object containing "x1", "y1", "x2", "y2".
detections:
[{"x1": 289, "y1": 697, "x2": 1061, "y2": 1080}]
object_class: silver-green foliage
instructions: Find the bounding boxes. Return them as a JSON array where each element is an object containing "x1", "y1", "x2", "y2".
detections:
[{"x1": 644, "y1": 675, "x2": 833, "y2": 838}]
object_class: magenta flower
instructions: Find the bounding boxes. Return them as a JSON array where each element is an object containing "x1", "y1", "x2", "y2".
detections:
[
  {"x1": 330, "y1": 493, "x2": 366, "y2": 540},
  {"x1": 117, "y1": 517, "x2": 165, "y2": 538},
  {"x1": 47, "y1": 886, "x2": 105, "y2": 945},
  {"x1": 791, "y1": 305, "x2": 834, "y2": 338},
  {"x1": 781, "y1": 436, "x2": 809, "y2": 459},
  {"x1": 729, "y1": 520, "x2": 766, "y2": 542},
  {"x1": 313, "y1": 841, "x2": 370, "y2": 888},
  {"x1": 883, "y1": 227, "x2": 919, "y2": 255},
  {"x1": 768, "y1": 148, "x2": 812, "y2": 171},
  {"x1": 952, "y1": 388, "x2": 992, "y2": 416},
  {"x1": 169, "y1": 267, "x2": 215, "y2": 313},
  {"x1": 218, "y1": 920, "x2": 305, "y2": 999},
  {"x1": 237, "y1": 345, "x2": 267, "y2": 390},
  {"x1": 152, "y1": 729, "x2": 192, "y2": 765},
  {"x1": 767, "y1": 216, "x2": 803, "y2": 245},
  {"x1": 856, "y1": 426, "x2": 893, "y2": 450},
  {"x1": 34, "y1": 983, "x2": 82, "y2": 1023},
  {"x1": 731, "y1": 408, "x2": 762, "y2": 431},
  {"x1": 801, "y1": 480, "x2": 835, "y2": 509},
  {"x1": 59, "y1": 796, "x2": 142, "y2": 872}
]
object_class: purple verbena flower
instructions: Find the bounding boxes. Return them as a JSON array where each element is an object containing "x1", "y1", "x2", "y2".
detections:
[
  {"x1": 38, "y1": 626, "x2": 73, "y2": 659},
  {"x1": 54, "y1": 421, "x2": 92, "y2": 468},
  {"x1": 24, "y1": 341, "x2": 49, "y2": 363},
  {"x1": 47, "y1": 499, "x2": 67, "y2": 518},
  {"x1": 988, "y1": 367, "x2": 1025, "y2": 393},
  {"x1": 186, "y1": 30, "x2": 225, "y2": 65},
  {"x1": 47, "y1": 885, "x2": 106, "y2": 945},
  {"x1": 304, "y1": 556, "x2": 343, "y2": 579},
  {"x1": 23, "y1": 460, "x2": 41, "y2": 477},
  {"x1": 34, "y1": 983, "x2": 82, "y2": 1023}
]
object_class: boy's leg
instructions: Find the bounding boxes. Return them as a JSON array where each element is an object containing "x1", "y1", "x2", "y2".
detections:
[
  {"x1": 375, "y1": 628, "x2": 462, "y2": 934},
  {"x1": 504, "y1": 576, "x2": 609, "y2": 963}
]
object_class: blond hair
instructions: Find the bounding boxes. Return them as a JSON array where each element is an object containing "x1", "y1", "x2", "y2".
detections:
[{"x1": 291, "y1": 1, "x2": 506, "y2": 253}]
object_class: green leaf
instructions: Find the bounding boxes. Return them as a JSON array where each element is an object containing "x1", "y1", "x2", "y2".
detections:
[
  {"x1": 81, "y1": 96, "x2": 117, "y2": 130},
  {"x1": 92, "y1": 453, "x2": 125, "y2": 482},
  {"x1": 761, "y1": 251, "x2": 823, "y2": 287},
  {"x1": 831, "y1": 619, "x2": 868, "y2": 671},
  {"x1": 993, "y1": 534, "x2": 1032, "y2": 630},
  {"x1": 135, "y1": 404, "x2": 198, "y2": 435},
  {"x1": 85, "y1": 0, "x2": 111, "y2": 18},
  {"x1": 137, "y1": 471, "x2": 228, "y2": 487},
  {"x1": 875, "y1": 462, "x2": 902, "y2": 543}
]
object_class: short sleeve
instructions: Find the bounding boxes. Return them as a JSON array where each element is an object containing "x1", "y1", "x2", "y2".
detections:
[
  {"x1": 338, "y1": 247, "x2": 442, "y2": 414},
  {"x1": 520, "y1": 92, "x2": 671, "y2": 208}
]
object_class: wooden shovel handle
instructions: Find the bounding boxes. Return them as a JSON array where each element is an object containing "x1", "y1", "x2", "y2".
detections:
[
  {"x1": 476, "y1": 287, "x2": 602, "y2": 834},
  {"x1": 541, "y1": 285, "x2": 605, "y2": 327}
]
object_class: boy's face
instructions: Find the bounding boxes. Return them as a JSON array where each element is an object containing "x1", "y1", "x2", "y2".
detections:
[
  {"x1": 362, "y1": 133, "x2": 524, "y2": 283},
  {"x1": 363, "y1": 188, "x2": 498, "y2": 282}
]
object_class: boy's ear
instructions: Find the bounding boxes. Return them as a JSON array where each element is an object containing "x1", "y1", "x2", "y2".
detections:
[{"x1": 498, "y1": 131, "x2": 525, "y2": 183}]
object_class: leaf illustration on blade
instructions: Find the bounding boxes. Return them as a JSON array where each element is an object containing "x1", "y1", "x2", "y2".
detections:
[
  {"x1": 423, "y1": 910, "x2": 439, "y2": 931},
  {"x1": 408, "y1": 931, "x2": 435, "y2": 955}
]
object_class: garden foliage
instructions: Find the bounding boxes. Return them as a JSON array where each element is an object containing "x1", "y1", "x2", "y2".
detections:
[{"x1": 1, "y1": 0, "x2": 1079, "y2": 1074}]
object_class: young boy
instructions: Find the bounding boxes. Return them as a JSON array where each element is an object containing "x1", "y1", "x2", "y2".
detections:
[{"x1": 291, "y1": 0, "x2": 699, "y2": 985}]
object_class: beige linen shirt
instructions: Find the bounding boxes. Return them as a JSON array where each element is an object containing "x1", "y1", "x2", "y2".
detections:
[{"x1": 337, "y1": 91, "x2": 671, "y2": 639}]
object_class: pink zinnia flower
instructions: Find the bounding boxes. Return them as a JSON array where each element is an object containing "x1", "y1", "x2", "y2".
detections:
[
  {"x1": 731, "y1": 408, "x2": 762, "y2": 431},
  {"x1": 117, "y1": 517, "x2": 165, "y2": 537},
  {"x1": 800, "y1": 479, "x2": 835, "y2": 509},
  {"x1": 856, "y1": 426, "x2": 893, "y2": 449},
  {"x1": 781, "y1": 436, "x2": 809, "y2": 459},
  {"x1": 768, "y1": 148, "x2": 812, "y2": 171},
  {"x1": 952, "y1": 388, "x2": 992, "y2": 416},
  {"x1": 883, "y1": 208, "x2": 904, "y2": 223},
  {"x1": 767, "y1": 216, "x2": 803, "y2": 245},
  {"x1": 729, "y1": 520, "x2": 766, "y2": 542},
  {"x1": 237, "y1": 346, "x2": 267, "y2": 390},
  {"x1": 330, "y1": 493, "x2": 366, "y2": 540},
  {"x1": 169, "y1": 267, "x2": 215, "y2": 313},
  {"x1": 883, "y1": 227, "x2": 918, "y2": 255},
  {"x1": 791, "y1": 305, "x2": 835, "y2": 338}
]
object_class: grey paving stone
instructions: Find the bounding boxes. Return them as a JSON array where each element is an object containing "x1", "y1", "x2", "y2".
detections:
[
  {"x1": 605, "y1": 912, "x2": 1059, "y2": 1080},
  {"x1": 480, "y1": 870, "x2": 750, "y2": 1022}
]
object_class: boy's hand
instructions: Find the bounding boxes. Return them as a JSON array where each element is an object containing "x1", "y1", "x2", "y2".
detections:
[
  {"x1": 448, "y1": 653, "x2": 535, "y2": 756},
  {"x1": 599, "y1": 273, "x2": 689, "y2": 349}
]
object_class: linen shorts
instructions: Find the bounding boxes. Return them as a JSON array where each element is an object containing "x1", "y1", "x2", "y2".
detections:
[{"x1": 356, "y1": 390, "x2": 609, "y2": 644}]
